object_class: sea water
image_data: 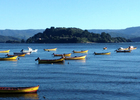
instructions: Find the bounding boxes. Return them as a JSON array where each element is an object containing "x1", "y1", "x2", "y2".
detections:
[{"x1": 0, "y1": 42, "x2": 140, "y2": 100}]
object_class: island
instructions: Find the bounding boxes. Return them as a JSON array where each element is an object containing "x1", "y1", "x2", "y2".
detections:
[{"x1": 26, "y1": 27, "x2": 131, "y2": 43}]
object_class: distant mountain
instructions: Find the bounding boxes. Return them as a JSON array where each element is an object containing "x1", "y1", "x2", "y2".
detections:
[
  {"x1": 130, "y1": 37, "x2": 140, "y2": 42},
  {"x1": 0, "y1": 29, "x2": 44, "y2": 40},
  {"x1": 0, "y1": 35, "x2": 21, "y2": 43},
  {"x1": 88, "y1": 26, "x2": 140, "y2": 39},
  {"x1": 1, "y1": 26, "x2": 140, "y2": 42}
]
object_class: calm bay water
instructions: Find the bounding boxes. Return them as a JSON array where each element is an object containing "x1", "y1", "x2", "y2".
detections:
[{"x1": 0, "y1": 42, "x2": 140, "y2": 100}]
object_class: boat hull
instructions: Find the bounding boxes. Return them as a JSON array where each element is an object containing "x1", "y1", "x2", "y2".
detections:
[
  {"x1": 7, "y1": 54, "x2": 25, "y2": 57},
  {"x1": 94, "y1": 52, "x2": 111, "y2": 55},
  {"x1": 37, "y1": 57, "x2": 65, "y2": 64},
  {"x1": 65, "y1": 55, "x2": 86, "y2": 60},
  {"x1": 0, "y1": 56, "x2": 18, "y2": 60},
  {"x1": 44, "y1": 48, "x2": 57, "y2": 51},
  {"x1": 53, "y1": 53, "x2": 71, "y2": 57},
  {"x1": 128, "y1": 47, "x2": 137, "y2": 50},
  {"x1": 0, "y1": 85, "x2": 39, "y2": 93},
  {"x1": 73, "y1": 50, "x2": 88, "y2": 53},
  {"x1": 0, "y1": 50, "x2": 10, "y2": 53},
  {"x1": 115, "y1": 50, "x2": 131, "y2": 53}
]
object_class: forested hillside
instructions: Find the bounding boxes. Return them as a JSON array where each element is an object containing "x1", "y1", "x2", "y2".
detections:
[{"x1": 26, "y1": 27, "x2": 131, "y2": 43}]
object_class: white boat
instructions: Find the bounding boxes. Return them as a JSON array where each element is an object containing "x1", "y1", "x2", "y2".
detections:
[
  {"x1": 28, "y1": 47, "x2": 38, "y2": 52},
  {"x1": 21, "y1": 47, "x2": 38, "y2": 53}
]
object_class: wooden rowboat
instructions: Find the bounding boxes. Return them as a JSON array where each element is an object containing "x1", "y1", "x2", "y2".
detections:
[
  {"x1": 53, "y1": 53, "x2": 71, "y2": 57},
  {"x1": 65, "y1": 55, "x2": 86, "y2": 60},
  {"x1": 0, "y1": 50, "x2": 10, "y2": 53},
  {"x1": 44, "y1": 48, "x2": 57, "y2": 51},
  {"x1": 14, "y1": 52, "x2": 31, "y2": 55},
  {"x1": 115, "y1": 50, "x2": 131, "y2": 53},
  {"x1": 73, "y1": 50, "x2": 88, "y2": 53},
  {"x1": 0, "y1": 56, "x2": 18, "y2": 60},
  {"x1": 0, "y1": 85, "x2": 39, "y2": 93},
  {"x1": 94, "y1": 52, "x2": 111, "y2": 55},
  {"x1": 6, "y1": 53, "x2": 26, "y2": 57},
  {"x1": 35, "y1": 57, "x2": 65, "y2": 64}
]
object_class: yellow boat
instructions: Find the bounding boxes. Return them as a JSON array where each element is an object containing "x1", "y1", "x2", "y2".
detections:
[
  {"x1": 53, "y1": 53, "x2": 71, "y2": 57},
  {"x1": 94, "y1": 52, "x2": 111, "y2": 55},
  {"x1": 0, "y1": 50, "x2": 10, "y2": 53},
  {"x1": 0, "y1": 56, "x2": 18, "y2": 60},
  {"x1": 44, "y1": 48, "x2": 57, "y2": 51},
  {"x1": 6, "y1": 53, "x2": 26, "y2": 57},
  {"x1": 35, "y1": 57, "x2": 65, "y2": 64},
  {"x1": 65, "y1": 55, "x2": 86, "y2": 60},
  {"x1": 73, "y1": 50, "x2": 88, "y2": 53},
  {"x1": 0, "y1": 85, "x2": 39, "y2": 93}
]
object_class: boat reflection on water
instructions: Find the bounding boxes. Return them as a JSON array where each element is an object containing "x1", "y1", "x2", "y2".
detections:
[
  {"x1": 37, "y1": 61, "x2": 65, "y2": 65},
  {"x1": 0, "y1": 93, "x2": 39, "y2": 100},
  {"x1": 75, "y1": 59, "x2": 86, "y2": 63}
]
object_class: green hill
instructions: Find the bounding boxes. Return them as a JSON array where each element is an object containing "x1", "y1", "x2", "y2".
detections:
[{"x1": 26, "y1": 27, "x2": 131, "y2": 43}]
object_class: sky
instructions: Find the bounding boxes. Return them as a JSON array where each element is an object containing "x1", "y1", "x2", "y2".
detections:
[{"x1": 0, "y1": 0, "x2": 140, "y2": 30}]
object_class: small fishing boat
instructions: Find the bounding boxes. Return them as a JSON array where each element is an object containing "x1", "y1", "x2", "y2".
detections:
[
  {"x1": 44, "y1": 48, "x2": 57, "y2": 51},
  {"x1": 115, "y1": 50, "x2": 131, "y2": 53},
  {"x1": 6, "y1": 53, "x2": 26, "y2": 57},
  {"x1": 128, "y1": 46, "x2": 137, "y2": 50},
  {"x1": 0, "y1": 56, "x2": 18, "y2": 60},
  {"x1": 73, "y1": 50, "x2": 88, "y2": 53},
  {"x1": 103, "y1": 47, "x2": 107, "y2": 50},
  {"x1": 53, "y1": 53, "x2": 71, "y2": 57},
  {"x1": 28, "y1": 47, "x2": 38, "y2": 52},
  {"x1": 65, "y1": 55, "x2": 86, "y2": 60},
  {"x1": 118, "y1": 47, "x2": 128, "y2": 50},
  {"x1": 94, "y1": 52, "x2": 111, "y2": 55},
  {"x1": 21, "y1": 47, "x2": 38, "y2": 53},
  {"x1": 14, "y1": 52, "x2": 31, "y2": 55},
  {"x1": 35, "y1": 57, "x2": 65, "y2": 64},
  {"x1": 0, "y1": 85, "x2": 39, "y2": 93},
  {"x1": 0, "y1": 50, "x2": 10, "y2": 53}
]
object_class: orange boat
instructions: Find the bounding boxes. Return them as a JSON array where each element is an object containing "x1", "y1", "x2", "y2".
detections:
[{"x1": 0, "y1": 85, "x2": 39, "y2": 93}]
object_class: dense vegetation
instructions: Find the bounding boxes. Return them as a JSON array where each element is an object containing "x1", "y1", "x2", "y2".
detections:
[{"x1": 26, "y1": 27, "x2": 131, "y2": 43}]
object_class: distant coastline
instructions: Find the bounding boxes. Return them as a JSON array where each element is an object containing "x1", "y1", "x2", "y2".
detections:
[{"x1": 1, "y1": 27, "x2": 139, "y2": 43}]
